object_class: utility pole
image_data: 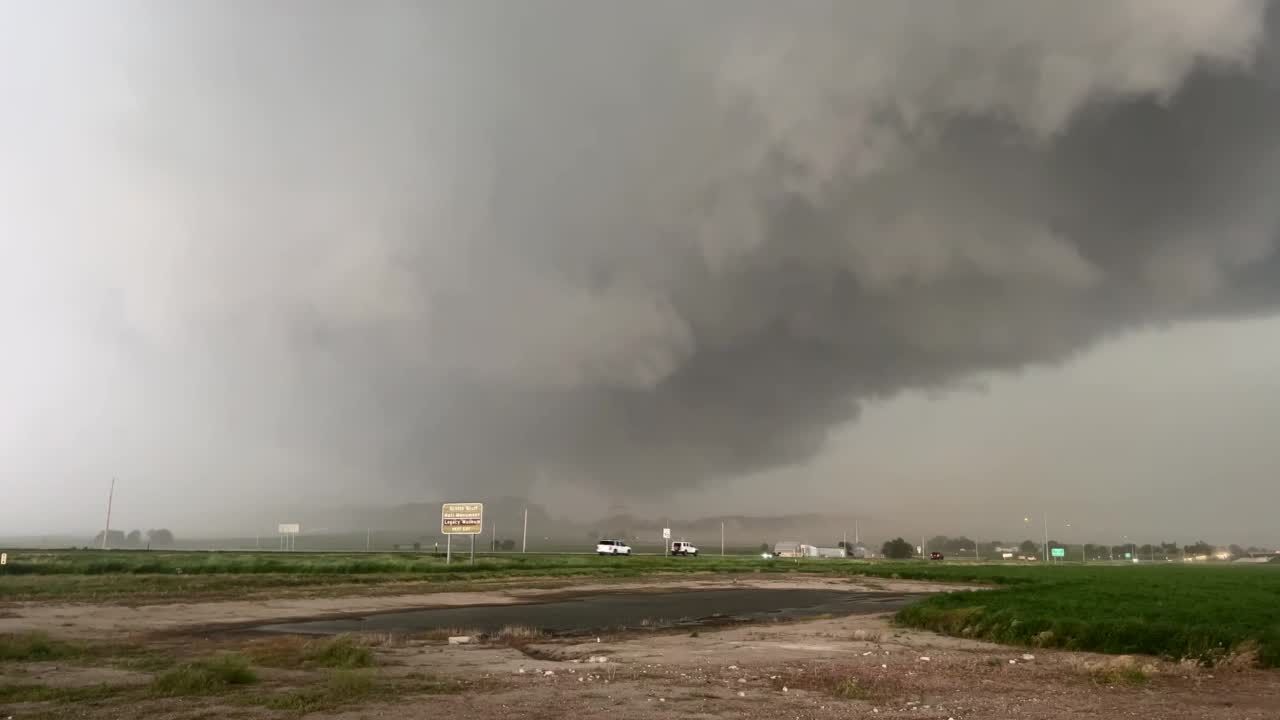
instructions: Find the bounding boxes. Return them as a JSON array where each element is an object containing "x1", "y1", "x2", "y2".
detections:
[
  {"x1": 492, "y1": 522, "x2": 496, "y2": 553},
  {"x1": 522, "y1": 507, "x2": 528, "y2": 554},
  {"x1": 1043, "y1": 512, "x2": 1049, "y2": 564},
  {"x1": 102, "y1": 478, "x2": 115, "y2": 550},
  {"x1": 365, "y1": 528, "x2": 371, "y2": 552},
  {"x1": 721, "y1": 521, "x2": 725, "y2": 556}
]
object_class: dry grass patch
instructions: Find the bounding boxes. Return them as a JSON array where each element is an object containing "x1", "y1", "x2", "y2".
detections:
[
  {"x1": 242, "y1": 634, "x2": 374, "y2": 669},
  {"x1": 771, "y1": 665, "x2": 902, "y2": 703}
]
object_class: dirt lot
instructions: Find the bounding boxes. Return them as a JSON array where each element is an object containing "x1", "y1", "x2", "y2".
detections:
[{"x1": 4, "y1": 575, "x2": 1280, "y2": 719}]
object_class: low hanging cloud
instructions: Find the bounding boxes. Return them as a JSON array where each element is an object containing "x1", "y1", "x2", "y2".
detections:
[{"x1": 3, "y1": 0, "x2": 1280, "y2": 501}]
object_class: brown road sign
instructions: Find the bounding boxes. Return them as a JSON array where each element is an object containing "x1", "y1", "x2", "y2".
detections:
[{"x1": 441, "y1": 502, "x2": 484, "y2": 535}]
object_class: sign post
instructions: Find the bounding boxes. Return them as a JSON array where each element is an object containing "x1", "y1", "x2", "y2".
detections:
[
  {"x1": 278, "y1": 523, "x2": 300, "y2": 552},
  {"x1": 441, "y1": 503, "x2": 484, "y2": 566},
  {"x1": 662, "y1": 527, "x2": 671, "y2": 554}
]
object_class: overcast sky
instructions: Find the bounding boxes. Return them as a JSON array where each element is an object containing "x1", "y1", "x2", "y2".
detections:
[{"x1": 3, "y1": 1, "x2": 1280, "y2": 544}]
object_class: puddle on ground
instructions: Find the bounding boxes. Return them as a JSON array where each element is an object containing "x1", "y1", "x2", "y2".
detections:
[{"x1": 257, "y1": 588, "x2": 928, "y2": 636}]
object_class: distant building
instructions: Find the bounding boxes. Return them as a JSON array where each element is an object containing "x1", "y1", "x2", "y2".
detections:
[
  {"x1": 849, "y1": 542, "x2": 871, "y2": 559},
  {"x1": 774, "y1": 541, "x2": 802, "y2": 557},
  {"x1": 815, "y1": 546, "x2": 847, "y2": 559},
  {"x1": 774, "y1": 541, "x2": 820, "y2": 558}
]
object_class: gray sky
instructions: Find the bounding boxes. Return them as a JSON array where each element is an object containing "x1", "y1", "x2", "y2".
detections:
[{"x1": 3, "y1": 1, "x2": 1280, "y2": 543}]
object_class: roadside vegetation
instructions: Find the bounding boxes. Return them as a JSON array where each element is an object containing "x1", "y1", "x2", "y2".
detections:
[
  {"x1": 0, "y1": 549, "x2": 1073, "y2": 602},
  {"x1": 895, "y1": 564, "x2": 1280, "y2": 667}
]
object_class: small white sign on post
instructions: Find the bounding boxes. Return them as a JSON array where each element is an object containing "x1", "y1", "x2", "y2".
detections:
[
  {"x1": 0, "y1": 552, "x2": 7, "y2": 566},
  {"x1": 277, "y1": 523, "x2": 300, "y2": 551},
  {"x1": 662, "y1": 528, "x2": 671, "y2": 540}
]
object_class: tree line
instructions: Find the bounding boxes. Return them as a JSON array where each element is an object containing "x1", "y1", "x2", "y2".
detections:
[
  {"x1": 92, "y1": 528, "x2": 175, "y2": 548},
  {"x1": 879, "y1": 535, "x2": 1239, "y2": 560}
]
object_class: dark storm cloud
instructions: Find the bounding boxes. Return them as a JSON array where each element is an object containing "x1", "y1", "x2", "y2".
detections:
[{"x1": 5, "y1": 1, "x2": 1280, "y2": 502}]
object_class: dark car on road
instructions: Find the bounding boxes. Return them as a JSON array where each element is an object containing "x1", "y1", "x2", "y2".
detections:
[{"x1": 930, "y1": 551, "x2": 944, "y2": 561}]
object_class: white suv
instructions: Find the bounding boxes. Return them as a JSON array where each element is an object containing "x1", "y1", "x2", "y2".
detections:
[
  {"x1": 596, "y1": 539, "x2": 632, "y2": 555},
  {"x1": 670, "y1": 541, "x2": 699, "y2": 556}
]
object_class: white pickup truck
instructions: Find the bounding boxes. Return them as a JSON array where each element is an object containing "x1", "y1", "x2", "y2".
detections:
[
  {"x1": 596, "y1": 539, "x2": 632, "y2": 555},
  {"x1": 669, "y1": 541, "x2": 699, "y2": 556}
]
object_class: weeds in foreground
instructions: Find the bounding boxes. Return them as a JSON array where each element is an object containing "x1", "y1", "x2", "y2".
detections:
[
  {"x1": 1089, "y1": 665, "x2": 1150, "y2": 686},
  {"x1": 0, "y1": 632, "x2": 175, "y2": 674},
  {"x1": 254, "y1": 669, "x2": 468, "y2": 713},
  {"x1": 494, "y1": 625, "x2": 543, "y2": 641},
  {"x1": 302, "y1": 636, "x2": 375, "y2": 668},
  {"x1": 243, "y1": 635, "x2": 374, "y2": 669},
  {"x1": 151, "y1": 654, "x2": 257, "y2": 696},
  {"x1": 831, "y1": 677, "x2": 876, "y2": 700},
  {"x1": 0, "y1": 632, "x2": 85, "y2": 662},
  {"x1": 771, "y1": 666, "x2": 900, "y2": 703},
  {"x1": 261, "y1": 670, "x2": 376, "y2": 713},
  {"x1": 0, "y1": 682, "x2": 129, "y2": 704},
  {"x1": 488, "y1": 625, "x2": 546, "y2": 650},
  {"x1": 417, "y1": 628, "x2": 482, "y2": 643}
]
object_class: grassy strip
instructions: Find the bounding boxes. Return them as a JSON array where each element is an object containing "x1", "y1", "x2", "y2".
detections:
[
  {"x1": 0, "y1": 632, "x2": 174, "y2": 671},
  {"x1": 895, "y1": 565, "x2": 1280, "y2": 667},
  {"x1": 0, "y1": 550, "x2": 801, "y2": 576},
  {"x1": 259, "y1": 669, "x2": 377, "y2": 713},
  {"x1": 0, "y1": 631, "x2": 84, "y2": 662},
  {"x1": 151, "y1": 654, "x2": 257, "y2": 696},
  {"x1": 243, "y1": 635, "x2": 375, "y2": 669},
  {"x1": 0, "y1": 682, "x2": 130, "y2": 704},
  {"x1": 0, "y1": 550, "x2": 1050, "y2": 602}
]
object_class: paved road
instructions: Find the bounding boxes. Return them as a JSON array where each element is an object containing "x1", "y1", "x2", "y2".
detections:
[{"x1": 258, "y1": 588, "x2": 929, "y2": 636}]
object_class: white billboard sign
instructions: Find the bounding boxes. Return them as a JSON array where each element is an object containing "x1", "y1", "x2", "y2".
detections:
[
  {"x1": 278, "y1": 523, "x2": 300, "y2": 534},
  {"x1": 662, "y1": 528, "x2": 671, "y2": 540},
  {"x1": 441, "y1": 503, "x2": 484, "y2": 535}
]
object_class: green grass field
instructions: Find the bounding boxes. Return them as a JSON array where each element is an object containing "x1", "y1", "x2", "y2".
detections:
[
  {"x1": 4, "y1": 550, "x2": 1279, "y2": 667},
  {"x1": 896, "y1": 564, "x2": 1280, "y2": 667},
  {"x1": 0, "y1": 550, "x2": 810, "y2": 601}
]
